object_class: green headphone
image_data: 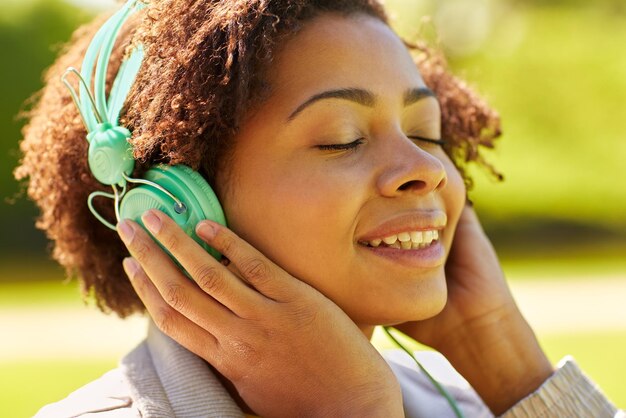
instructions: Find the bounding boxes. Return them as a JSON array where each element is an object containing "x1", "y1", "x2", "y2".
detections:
[{"x1": 62, "y1": 0, "x2": 226, "y2": 260}]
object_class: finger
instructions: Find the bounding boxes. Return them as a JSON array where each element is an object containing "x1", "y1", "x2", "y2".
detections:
[
  {"x1": 137, "y1": 209, "x2": 268, "y2": 314},
  {"x1": 117, "y1": 218, "x2": 237, "y2": 331},
  {"x1": 196, "y1": 219, "x2": 302, "y2": 301},
  {"x1": 122, "y1": 256, "x2": 222, "y2": 362}
]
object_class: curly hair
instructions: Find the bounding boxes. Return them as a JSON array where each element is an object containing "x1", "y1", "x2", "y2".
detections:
[{"x1": 14, "y1": 0, "x2": 501, "y2": 318}]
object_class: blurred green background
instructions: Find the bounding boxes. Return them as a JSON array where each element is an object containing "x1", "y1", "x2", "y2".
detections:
[{"x1": 1, "y1": 0, "x2": 624, "y2": 416}]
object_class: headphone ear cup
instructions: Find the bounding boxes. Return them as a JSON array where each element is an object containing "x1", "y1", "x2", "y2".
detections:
[{"x1": 119, "y1": 164, "x2": 226, "y2": 260}]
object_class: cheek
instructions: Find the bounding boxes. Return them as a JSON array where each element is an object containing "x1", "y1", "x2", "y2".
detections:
[
  {"x1": 441, "y1": 159, "x2": 467, "y2": 253},
  {"x1": 221, "y1": 160, "x2": 361, "y2": 283}
]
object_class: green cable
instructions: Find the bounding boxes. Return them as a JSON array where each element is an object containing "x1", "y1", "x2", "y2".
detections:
[{"x1": 382, "y1": 326, "x2": 465, "y2": 418}]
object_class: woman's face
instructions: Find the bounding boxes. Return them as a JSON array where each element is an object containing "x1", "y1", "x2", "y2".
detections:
[{"x1": 217, "y1": 13, "x2": 466, "y2": 331}]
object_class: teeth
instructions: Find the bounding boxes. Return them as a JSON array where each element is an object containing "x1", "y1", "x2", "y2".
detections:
[
  {"x1": 365, "y1": 229, "x2": 441, "y2": 249},
  {"x1": 397, "y1": 232, "x2": 411, "y2": 242},
  {"x1": 382, "y1": 235, "x2": 397, "y2": 244},
  {"x1": 410, "y1": 231, "x2": 423, "y2": 244}
]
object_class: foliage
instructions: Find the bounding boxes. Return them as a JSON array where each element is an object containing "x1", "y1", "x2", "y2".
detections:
[
  {"x1": 1, "y1": 1, "x2": 625, "y2": 255},
  {"x1": 0, "y1": 0, "x2": 93, "y2": 253},
  {"x1": 451, "y1": 6, "x2": 626, "y2": 230},
  {"x1": 386, "y1": 1, "x2": 626, "y2": 242}
]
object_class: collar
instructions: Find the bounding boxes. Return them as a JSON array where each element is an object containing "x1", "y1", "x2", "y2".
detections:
[{"x1": 121, "y1": 321, "x2": 244, "y2": 417}]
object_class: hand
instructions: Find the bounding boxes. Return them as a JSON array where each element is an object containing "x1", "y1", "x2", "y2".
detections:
[
  {"x1": 117, "y1": 209, "x2": 403, "y2": 418},
  {"x1": 395, "y1": 204, "x2": 518, "y2": 349},
  {"x1": 395, "y1": 205, "x2": 553, "y2": 414}
]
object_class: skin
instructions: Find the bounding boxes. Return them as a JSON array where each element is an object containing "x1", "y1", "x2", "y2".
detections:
[
  {"x1": 217, "y1": 13, "x2": 466, "y2": 332},
  {"x1": 117, "y1": 13, "x2": 553, "y2": 417}
]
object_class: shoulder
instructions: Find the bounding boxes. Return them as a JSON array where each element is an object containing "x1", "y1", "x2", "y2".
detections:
[{"x1": 33, "y1": 368, "x2": 139, "y2": 418}]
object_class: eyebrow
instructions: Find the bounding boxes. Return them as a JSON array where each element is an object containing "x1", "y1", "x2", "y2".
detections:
[{"x1": 286, "y1": 87, "x2": 436, "y2": 122}]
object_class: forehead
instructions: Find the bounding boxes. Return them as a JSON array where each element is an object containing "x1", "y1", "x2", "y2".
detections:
[{"x1": 267, "y1": 13, "x2": 426, "y2": 108}]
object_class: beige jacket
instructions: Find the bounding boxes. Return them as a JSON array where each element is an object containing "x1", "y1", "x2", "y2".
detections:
[{"x1": 35, "y1": 322, "x2": 622, "y2": 418}]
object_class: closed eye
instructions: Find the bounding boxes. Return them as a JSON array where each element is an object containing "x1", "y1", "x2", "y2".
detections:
[
  {"x1": 407, "y1": 136, "x2": 447, "y2": 147},
  {"x1": 317, "y1": 138, "x2": 365, "y2": 151},
  {"x1": 316, "y1": 136, "x2": 445, "y2": 153}
]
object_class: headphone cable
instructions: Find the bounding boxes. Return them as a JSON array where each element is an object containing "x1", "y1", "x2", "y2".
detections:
[{"x1": 382, "y1": 326, "x2": 465, "y2": 418}]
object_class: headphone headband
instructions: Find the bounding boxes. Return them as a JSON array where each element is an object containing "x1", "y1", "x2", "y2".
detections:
[
  {"x1": 79, "y1": 0, "x2": 146, "y2": 132},
  {"x1": 61, "y1": 0, "x2": 225, "y2": 261}
]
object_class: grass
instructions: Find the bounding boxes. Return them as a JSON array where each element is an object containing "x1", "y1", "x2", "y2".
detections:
[
  {"x1": 374, "y1": 329, "x2": 626, "y2": 409},
  {"x1": 0, "y1": 359, "x2": 117, "y2": 418},
  {"x1": 1, "y1": 257, "x2": 625, "y2": 415},
  {"x1": 0, "y1": 331, "x2": 622, "y2": 417},
  {"x1": 539, "y1": 332, "x2": 626, "y2": 408},
  {"x1": 0, "y1": 279, "x2": 84, "y2": 307},
  {"x1": 0, "y1": 258, "x2": 84, "y2": 307}
]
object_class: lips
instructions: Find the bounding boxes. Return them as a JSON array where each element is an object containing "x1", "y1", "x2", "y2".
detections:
[
  {"x1": 357, "y1": 210, "x2": 447, "y2": 243},
  {"x1": 356, "y1": 210, "x2": 447, "y2": 268}
]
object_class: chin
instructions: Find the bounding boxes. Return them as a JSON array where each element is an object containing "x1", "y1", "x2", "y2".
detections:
[
  {"x1": 403, "y1": 285, "x2": 448, "y2": 322},
  {"x1": 352, "y1": 273, "x2": 449, "y2": 327}
]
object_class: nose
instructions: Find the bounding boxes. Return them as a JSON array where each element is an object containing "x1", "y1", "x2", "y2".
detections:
[{"x1": 376, "y1": 135, "x2": 448, "y2": 197}]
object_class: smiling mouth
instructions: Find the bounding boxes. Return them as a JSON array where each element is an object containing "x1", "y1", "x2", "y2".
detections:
[{"x1": 359, "y1": 230, "x2": 440, "y2": 250}]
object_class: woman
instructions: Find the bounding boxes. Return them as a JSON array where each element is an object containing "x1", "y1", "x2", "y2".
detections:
[{"x1": 15, "y1": 0, "x2": 620, "y2": 416}]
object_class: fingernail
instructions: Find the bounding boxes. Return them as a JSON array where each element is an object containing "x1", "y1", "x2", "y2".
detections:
[
  {"x1": 196, "y1": 221, "x2": 216, "y2": 239},
  {"x1": 123, "y1": 257, "x2": 140, "y2": 278},
  {"x1": 117, "y1": 220, "x2": 135, "y2": 244},
  {"x1": 142, "y1": 210, "x2": 162, "y2": 234}
]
